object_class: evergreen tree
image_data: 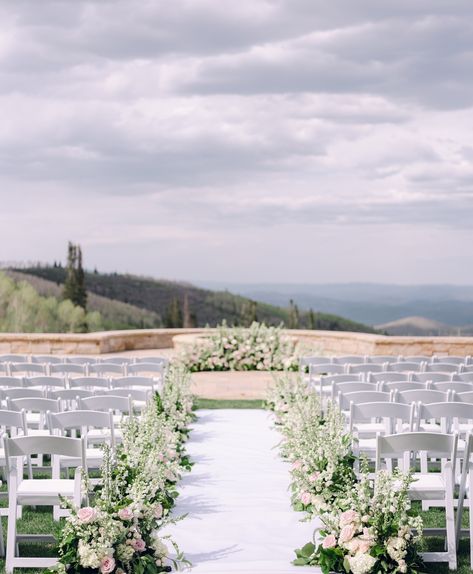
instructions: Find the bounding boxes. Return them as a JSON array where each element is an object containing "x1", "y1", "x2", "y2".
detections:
[
  {"x1": 308, "y1": 308, "x2": 316, "y2": 330},
  {"x1": 182, "y1": 292, "x2": 193, "y2": 327},
  {"x1": 63, "y1": 242, "x2": 87, "y2": 310},
  {"x1": 240, "y1": 300, "x2": 258, "y2": 326},
  {"x1": 165, "y1": 297, "x2": 183, "y2": 327},
  {"x1": 288, "y1": 299, "x2": 300, "y2": 329}
]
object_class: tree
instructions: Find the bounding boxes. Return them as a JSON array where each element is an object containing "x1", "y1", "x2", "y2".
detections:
[
  {"x1": 63, "y1": 242, "x2": 87, "y2": 310},
  {"x1": 240, "y1": 300, "x2": 258, "y2": 326},
  {"x1": 182, "y1": 292, "x2": 194, "y2": 328},
  {"x1": 165, "y1": 297, "x2": 183, "y2": 328},
  {"x1": 288, "y1": 299, "x2": 300, "y2": 329},
  {"x1": 308, "y1": 308, "x2": 316, "y2": 330}
]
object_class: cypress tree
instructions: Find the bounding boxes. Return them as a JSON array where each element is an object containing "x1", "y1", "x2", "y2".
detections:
[{"x1": 63, "y1": 242, "x2": 87, "y2": 310}]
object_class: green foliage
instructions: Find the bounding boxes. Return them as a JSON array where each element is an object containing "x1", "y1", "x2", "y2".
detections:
[
  {"x1": 165, "y1": 297, "x2": 183, "y2": 328},
  {"x1": 15, "y1": 265, "x2": 378, "y2": 332},
  {"x1": 0, "y1": 271, "x2": 103, "y2": 333},
  {"x1": 63, "y1": 242, "x2": 87, "y2": 310}
]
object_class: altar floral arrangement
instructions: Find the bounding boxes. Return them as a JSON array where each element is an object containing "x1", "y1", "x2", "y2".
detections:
[
  {"x1": 294, "y1": 467, "x2": 424, "y2": 574},
  {"x1": 49, "y1": 367, "x2": 194, "y2": 574},
  {"x1": 182, "y1": 321, "x2": 299, "y2": 372}
]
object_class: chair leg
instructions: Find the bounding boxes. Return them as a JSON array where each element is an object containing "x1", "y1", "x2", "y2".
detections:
[
  {"x1": 0, "y1": 510, "x2": 5, "y2": 557},
  {"x1": 6, "y1": 487, "x2": 18, "y2": 574},
  {"x1": 445, "y1": 472, "x2": 458, "y2": 570}
]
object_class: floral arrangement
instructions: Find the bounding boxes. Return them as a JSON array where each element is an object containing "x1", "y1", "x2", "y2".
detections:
[
  {"x1": 181, "y1": 321, "x2": 299, "y2": 372},
  {"x1": 294, "y1": 467, "x2": 424, "y2": 574},
  {"x1": 49, "y1": 367, "x2": 195, "y2": 574},
  {"x1": 267, "y1": 375, "x2": 356, "y2": 518}
]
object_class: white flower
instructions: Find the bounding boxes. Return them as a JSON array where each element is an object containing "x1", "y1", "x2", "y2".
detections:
[{"x1": 348, "y1": 552, "x2": 377, "y2": 574}]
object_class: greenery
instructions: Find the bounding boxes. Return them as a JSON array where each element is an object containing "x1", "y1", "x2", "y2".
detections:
[
  {"x1": 181, "y1": 322, "x2": 300, "y2": 372},
  {"x1": 63, "y1": 242, "x2": 87, "y2": 310},
  {"x1": 12, "y1": 264, "x2": 377, "y2": 332},
  {"x1": 0, "y1": 271, "x2": 102, "y2": 333},
  {"x1": 194, "y1": 398, "x2": 264, "y2": 409}
]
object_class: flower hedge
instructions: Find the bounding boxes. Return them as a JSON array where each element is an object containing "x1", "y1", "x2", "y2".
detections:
[
  {"x1": 50, "y1": 366, "x2": 195, "y2": 574},
  {"x1": 182, "y1": 322, "x2": 299, "y2": 372},
  {"x1": 267, "y1": 375, "x2": 425, "y2": 574}
]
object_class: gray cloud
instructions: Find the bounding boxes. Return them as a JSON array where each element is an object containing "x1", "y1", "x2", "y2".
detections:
[{"x1": 0, "y1": 1, "x2": 473, "y2": 282}]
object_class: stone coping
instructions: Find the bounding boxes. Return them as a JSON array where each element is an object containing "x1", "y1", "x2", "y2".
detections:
[{"x1": 1, "y1": 328, "x2": 473, "y2": 356}]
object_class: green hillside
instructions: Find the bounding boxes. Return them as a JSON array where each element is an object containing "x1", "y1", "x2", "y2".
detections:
[{"x1": 11, "y1": 266, "x2": 377, "y2": 333}]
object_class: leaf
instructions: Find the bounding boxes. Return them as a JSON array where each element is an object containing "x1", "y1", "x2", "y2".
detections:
[{"x1": 300, "y1": 542, "x2": 315, "y2": 558}]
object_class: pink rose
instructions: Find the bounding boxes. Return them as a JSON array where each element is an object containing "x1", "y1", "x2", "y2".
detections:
[
  {"x1": 154, "y1": 504, "x2": 164, "y2": 519},
  {"x1": 132, "y1": 538, "x2": 146, "y2": 552},
  {"x1": 308, "y1": 472, "x2": 320, "y2": 483},
  {"x1": 358, "y1": 540, "x2": 372, "y2": 554},
  {"x1": 339, "y1": 524, "x2": 356, "y2": 544},
  {"x1": 77, "y1": 507, "x2": 97, "y2": 524},
  {"x1": 100, "y1": 556, "x2": 116, "y2": 574},
  {"x1": 292, "y1": 460, "x2": 302, "y2": 471},
  {"x1": 118, "y1": 507, "x2": 134, "y2": 521},
  {"x1": 322, "y1": 534, "x2": 337, "y2": 549},
  {"x1": 300, "y1": 492, "x2": 312, "y2": 505},
  {"x1": 339, "y1": 510, "x2": 359, "y2": 527}
]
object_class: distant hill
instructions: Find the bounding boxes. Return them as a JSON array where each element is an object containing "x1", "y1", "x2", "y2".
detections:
[
  {"x1": 197, "y1": 281, "x2": 473, "y2": 328},
  {"x1": 11, "y1": 266, "x2": 377, "y2": 333},
  {"x1": 377, "y1": 316, "x2": 473, "y2": 336}
]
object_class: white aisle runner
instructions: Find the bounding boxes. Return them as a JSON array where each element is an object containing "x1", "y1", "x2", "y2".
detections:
[{"x1": 168, "y1": 409, "x2": 319, "y2": 573}]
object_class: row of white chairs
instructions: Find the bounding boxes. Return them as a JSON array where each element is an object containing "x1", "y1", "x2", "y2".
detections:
[
  {"x1": 307, "y1": 361, "x2": 473, "y2": 376},
  {"x1": 0, "y1": 355, "x2": 168, "y2": 366},
  {"x1": 301, "y1": 354, "x2": 473, "y2": 368},
  {"x1": 332, "y1": 382, "x2": 473, "y2": 403},
  {"x1": 0, "y1": 361, "x2": 165, "y2": 378},
  {"x1": 0, "y1": 374, "x2": 159, "y2": 390}
]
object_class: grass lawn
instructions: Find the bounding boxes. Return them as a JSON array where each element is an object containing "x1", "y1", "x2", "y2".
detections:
[{"x1": 194, "y1": 398, "x2": 264, "y2": 409}]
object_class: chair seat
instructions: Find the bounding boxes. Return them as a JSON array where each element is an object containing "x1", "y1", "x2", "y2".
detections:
[
  {"x1": 410, "y1": 473, "x2": 447, "y2": 499},
  {"x1": 418, "y1": 422, "x2": 442, "y2": 433},
  {"x1": 17, "y1": 479, "x2": 75, "y2": 505},
  {"x1": 354, "y1": 422, "x2": 385, "y2": 436},
  {"x1": 357, "y1": 438, "x2": 377, "y2": 453}
]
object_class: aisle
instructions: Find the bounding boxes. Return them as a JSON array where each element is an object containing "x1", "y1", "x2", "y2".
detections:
[{"x1": 169, "y1": 409, "x2": 319, "y2": 573}]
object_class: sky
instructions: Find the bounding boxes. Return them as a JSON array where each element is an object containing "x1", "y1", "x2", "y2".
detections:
[{"x1": 1, "y1": 0, "x2": 473, "y2": 285}]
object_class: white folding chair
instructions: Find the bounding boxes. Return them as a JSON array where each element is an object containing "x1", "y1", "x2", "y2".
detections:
[
  {"x1": 49, "y1": 388, "x2": 93, "y2": 410},
  {"x1": 309, "y1": 363, "x2": 345, "y2": 377},
  {"x1": 49, "y1": 363, "x2": 86, "y2": 378},
  {"x1": 8, "y1": 363, "x2": 46, "y2": 377},
  {"x1": 111, "y1": 376, "x2": 155, "y2": 390},
  {"x1": 347, "y1": 363, "x2": 385, "y2": 375},
  {"x1": 0, "y1": 355, "x2": 29, "y2": 364},
  {"x1": 463, "y1": 365, "x2": 473, "y2": 373},
  {"x1": 376, "y1": 432, "x2": 458, "y2": 569},
  {"x1": 314, "y1": 373, "x2": 360, "y2": 397},
  {"x1": 5, "y1": 388, "x2": 45, "y2": 401},
  {"x1": 30, "y1": 356, "x2": 63, "y2": 365},
  {"x1": 69, "y1": 376, "x2": 110, "y2": 391},
  {"x1": 331, "y1": 381, "x2": 377, "y2": 401},
  {"x1": 4, "y1": 435, "x2": 86, "y2": 573},
  {"x1": 65, "y1": 356, "x2": 96, "y2": 365},
  {"x1": 454, "y1": 372, "x2": 473, "y2": 383},
  {"x1": 366, "y1": 355, "x2": 400, "y2": 363},
  {"x1": 380, "y1": 381, "x2": 427, "y2": 393},
  {"x1": 98, "y1": 357, "x2": 133, "y2": 365},
  {"x1": 396, "y1": 389, "x2": 451, "y2": 405},
  {"x1": 80, "y1": 395, "x2": 133, "y2": 443},
  {"x1": 88, "y1": 363, "x2": 125, "y2": 378},
  {"x1": 48, "y1": 410, "x2": 114, "y2": 518},
  {"x1": 431, "y1": 381, "x2": 473, "y2": 394},
  {"x1": 0, "y1": 377, "x2": 26, "y2": 390},
  {"x1": 25, "y1": 376, "x2": 66, "y2": 392},
  {"x1": 332, "y1": 355, "x2": 367, "y2": 365},
  {"x1": 424, "y1": 363, "x2": 461, "y2": 374},
  {"x1": 338, "y1": 390, "x2": 392, "y2": 411},
  {"x1": 401, "y1": 355, "x2": 431, "y2": 364},
  {"x1": 367, "y1": 371, "x2": 409, "y2": 383},
  {"x1": 133, "y1": 356, "x2": 168, "y2": 365},
  {"x1": 349, "y1": 402, "x2": 415, "y2": 469},
  {"x1": 433, "y1": 356, "x2": 467, "y2": 366},
  {"x1": 387, "y1": 361, "x2": 423, "y2": 372},
  {"x1": 411, "y1": 372, "x2": 453, "y2": 384},
  {"x1": 125, "y1": 362, "x2": 164, "y2": 379}
]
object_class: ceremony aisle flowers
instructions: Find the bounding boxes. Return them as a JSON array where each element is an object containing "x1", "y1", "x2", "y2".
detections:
[
  {"x1": 294, "y1": 467, "x2": 424, "y2": 574},
  {"x1": 267, "y1": 376, "x2": 425, "y2": 574},
  {"x1": 267, "y1": 375, "x2": 356, "y2": 518},
  {"x1": 182, "y1": 321, "x2": 299, "y2": 372},
  {"x1": 50, "y1": 367, "x2": 195, "y2": 574}
]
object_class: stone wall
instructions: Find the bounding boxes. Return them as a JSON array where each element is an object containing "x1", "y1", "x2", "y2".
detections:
[{"x1": 1, "y1": 328, "x2": 473, "y2": 356}]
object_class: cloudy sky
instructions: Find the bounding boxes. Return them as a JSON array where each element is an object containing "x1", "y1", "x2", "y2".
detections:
[{"x1": 1, "y1": 0, "x2": 472, "y2": 285}]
